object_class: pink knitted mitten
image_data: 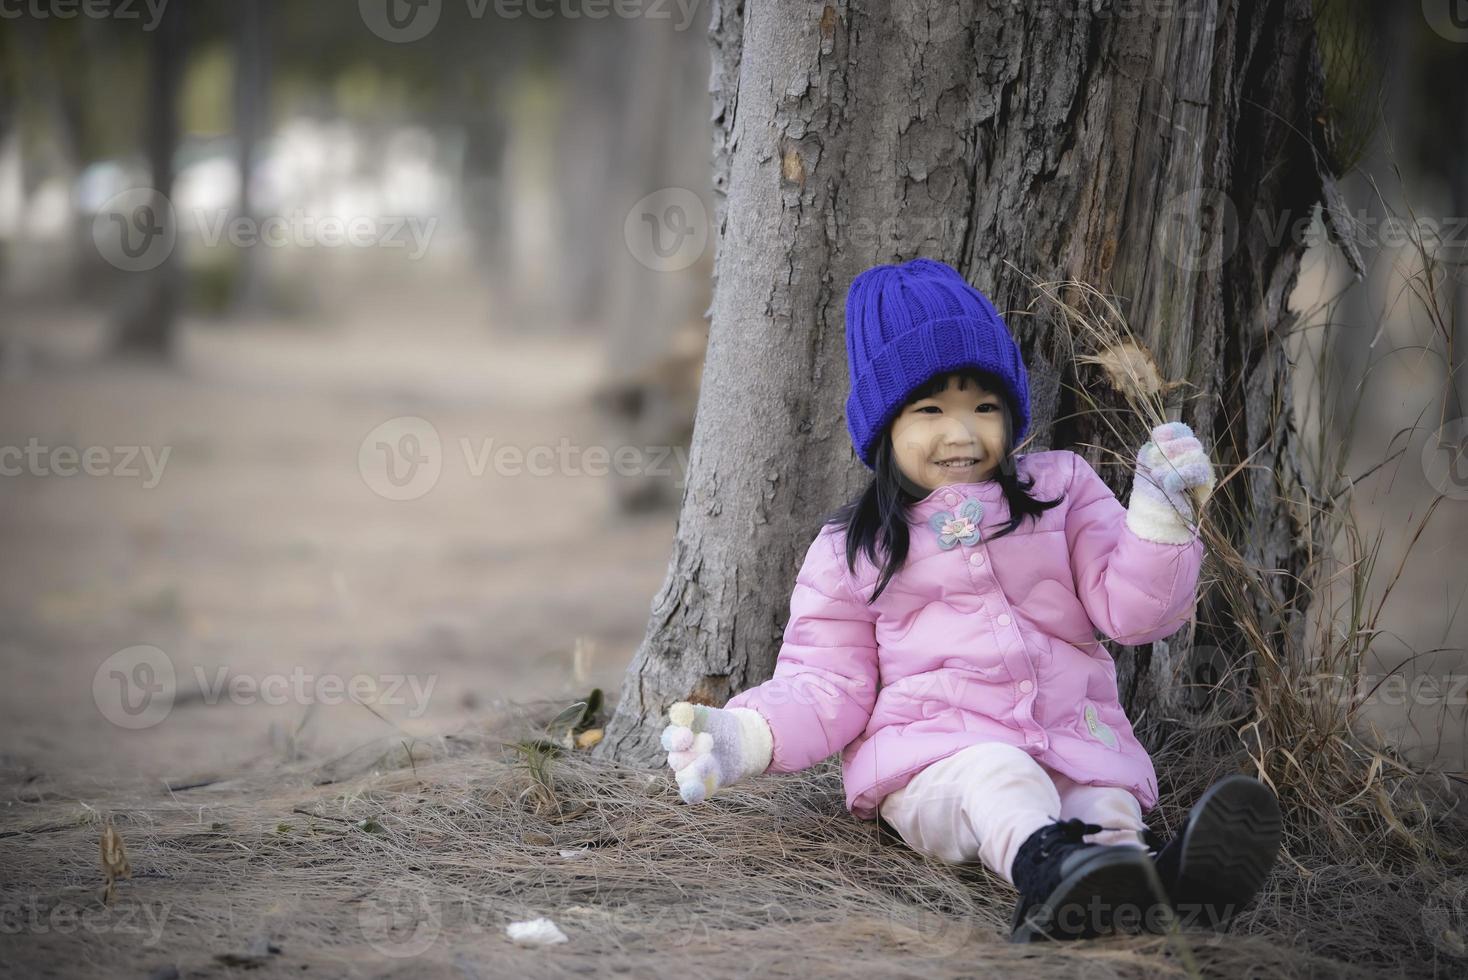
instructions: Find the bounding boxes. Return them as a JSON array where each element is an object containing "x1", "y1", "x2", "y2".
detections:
[{"x1": 1126, "y1": 421, "x2": 1216, "y2": 544}]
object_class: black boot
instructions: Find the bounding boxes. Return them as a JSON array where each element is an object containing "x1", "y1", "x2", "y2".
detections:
[
  {"x1": 1008, "y1": 817, "x2": 1161, "y2": 943},
  {"x1": 1143, "y1": 775, "x2": 1283, "y2": 931}
]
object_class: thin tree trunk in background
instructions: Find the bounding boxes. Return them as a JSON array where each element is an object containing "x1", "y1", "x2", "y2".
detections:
[
  {"x1": 0, "y1": 36, "x2": 14, "y2": 290},
  {"x1": 230, "y1": 0, "x2": 270, "y2": 316},
  {"x1": 114, "y1": 0, "x2": 184, "y2": 356},
  {"x1": 600, "y1": 0, "x2": 1337, "y2": 766},
  {"x1": 1332, "y1": 2, "x2": 1407, "y2": 435},
  {"x1": 594, "y1": 11, "x2": 714, "y2": 512},
  {"x1": 458, "y1": 34, "x2": 521, "y2": 330},
  {"x1": 554, "y1": 15, "x2": 634, "y2": 329},
  {"x1": 597, "y1": 12, "x2": 713, "y2": 371}
]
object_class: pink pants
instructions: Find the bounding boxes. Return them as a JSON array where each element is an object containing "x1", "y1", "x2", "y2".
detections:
[{"x1": 877, "y1": 741, "x2": 1149, "y2": 886}]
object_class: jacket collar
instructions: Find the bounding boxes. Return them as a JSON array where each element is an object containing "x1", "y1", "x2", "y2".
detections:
[{"x1": 905, "y1": 477, "x2": 1006, "y2": 525}]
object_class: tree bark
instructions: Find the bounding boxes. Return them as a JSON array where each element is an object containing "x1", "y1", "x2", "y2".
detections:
[{"x1": 599, "y1": 0, "x2": 1336, "y2": 766}]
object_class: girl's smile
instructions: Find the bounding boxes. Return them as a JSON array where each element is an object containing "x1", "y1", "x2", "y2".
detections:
[{"x1": 889, "y1": 373, "x2": 1009, "y2": 492}]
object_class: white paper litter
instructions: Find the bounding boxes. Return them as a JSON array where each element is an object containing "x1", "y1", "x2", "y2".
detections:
[
  {"x1": 558, "y1": 848, "x2": 589, "y2": 860},
  {"x1": 506, "y1": 917, "x2": 568, "y2": 946}
]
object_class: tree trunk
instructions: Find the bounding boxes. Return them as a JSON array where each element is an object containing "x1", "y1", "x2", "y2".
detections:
[
  {"x1": 230, "y1": 0, "x2": 270, "y2": 316},
  {"x1": 114, "y1": 0, "x2": 185, "y2": 356},
  {"x1": 599, "y1": 0, "x2": 1337, "y2": 766},
  {"x1": 590, "y1": 10, "x2": 715, "y2": 513}
]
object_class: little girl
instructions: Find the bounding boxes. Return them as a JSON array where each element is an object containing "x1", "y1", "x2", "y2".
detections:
[{"x1": 659, "y1": 258, "x2": 1282, "y2": 942}]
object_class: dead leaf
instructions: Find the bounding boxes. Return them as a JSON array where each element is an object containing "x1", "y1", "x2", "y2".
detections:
[
  {"x1": 100, "y1": 820, "x2": 131, "y2": 905},
  {"x1": 1077, "y1": 340, "x2": 1179, "y2": 403}
]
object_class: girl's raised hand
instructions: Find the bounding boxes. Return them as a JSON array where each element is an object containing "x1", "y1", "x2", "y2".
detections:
[
  {"x1": 1125, "y1": 421, "x2": 1216, "y2": 543},
  {"x1": 660, "y1": 702, "x2": 772, "y2": 804}
]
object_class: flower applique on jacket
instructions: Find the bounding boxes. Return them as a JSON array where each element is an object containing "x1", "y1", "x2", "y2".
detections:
[{"x1": 928, "y1": 498, "x2": 983, "y2": 549}]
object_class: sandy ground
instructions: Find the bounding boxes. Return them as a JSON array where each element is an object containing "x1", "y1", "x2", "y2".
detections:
[
  {"x1": 0, "y1": 270, "x2": 677, "y2": 788},
  {"x1": 3, "y1": 260, "x2": 1466, "y2": 792},
  {"x1": 1, "y1": 259, "x2": 1466, "y2": 979}
]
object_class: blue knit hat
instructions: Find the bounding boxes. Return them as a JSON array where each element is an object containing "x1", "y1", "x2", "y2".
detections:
[{"x1": 844, "y1": 258, "x2": 1031, "y2": 469}]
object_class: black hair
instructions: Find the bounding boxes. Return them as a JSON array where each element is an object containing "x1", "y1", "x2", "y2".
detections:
[{"x1": 823, "y1": 367, "x2": 1064, "y2": 604}]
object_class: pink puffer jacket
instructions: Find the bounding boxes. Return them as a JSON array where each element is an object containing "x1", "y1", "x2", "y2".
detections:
[{"x1": 724, "y1": 449, "x2": 1204, "y2": 820}]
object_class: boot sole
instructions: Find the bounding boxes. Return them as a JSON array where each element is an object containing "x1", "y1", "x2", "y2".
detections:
[
  {"x1": 1009, "y1": 846, "x2": 1161, "y2": 943},
  {"x1": 1168, "y1": 775, "x2": 1282, "y2": 930}
]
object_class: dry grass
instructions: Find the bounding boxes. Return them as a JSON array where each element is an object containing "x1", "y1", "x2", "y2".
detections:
[
  {"x1": 2, "y1": 700, "x2": 1463, "y2": 979},
  {"x1": 5, "y1": 268, "x2": 1467, "y2": 977},
  {"x1": 1011, "y1": 254, "x2": 1465, "y2": 861},
  {"x1": 6, "y1": 265, "x2": 1467, "y2": 977},
  {"x1": 6, "y1": 128, "x2": 1468, "y2": 979},
  {"x1": 998, "y1": 173, "x2": 1468, "y2": 973}
]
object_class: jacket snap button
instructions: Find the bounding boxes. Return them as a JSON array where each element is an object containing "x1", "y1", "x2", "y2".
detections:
[
  {"x1": 997, "y1": 613, "x2": 1012, "y2": 627},
  {"x1": 944, "y1": 493, "x2": 960, "y2": 506},
  {"x1": 1018, "y1": 679, "x2": 1034, "y2": 694},
  {"x1": 969, "y1": 553, "x2": 984, "y2": 566}
]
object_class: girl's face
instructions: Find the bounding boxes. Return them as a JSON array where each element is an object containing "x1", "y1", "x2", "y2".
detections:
[{"x1": 889, "y1": 374, "x2": 1007, "y2": 491}]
